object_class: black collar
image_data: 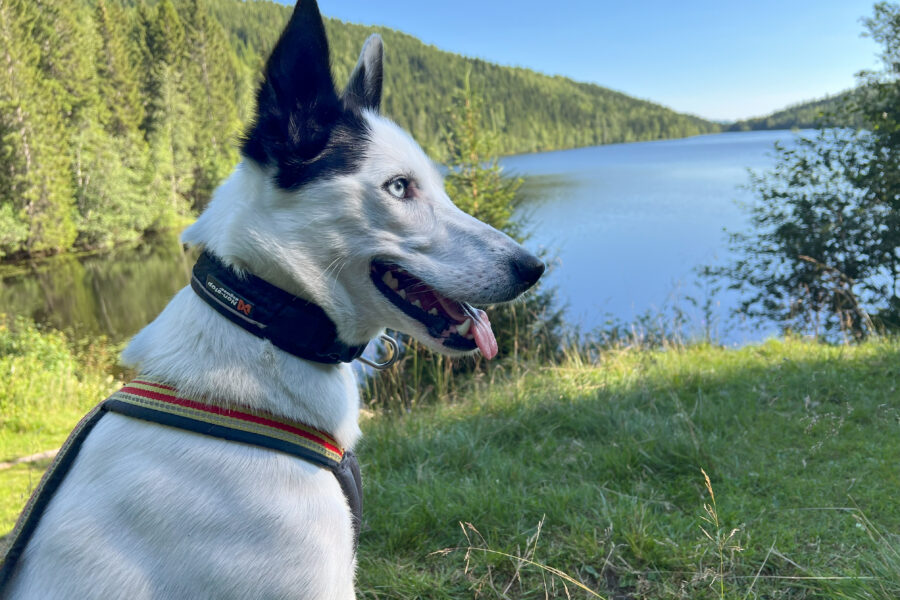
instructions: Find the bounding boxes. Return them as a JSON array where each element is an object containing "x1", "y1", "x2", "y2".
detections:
[{"x1": 190, "y1": 251, "x2": 367, "y2": 364}]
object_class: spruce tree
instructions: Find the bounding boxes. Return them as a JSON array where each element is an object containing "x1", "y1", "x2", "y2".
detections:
[
  {"x1": 0, "y1": 0, "x2": 75, "y2": 255},
  {"x1": 142, "y1": 0, "x2": 194, "y2": 222},
  {"x1": 443, "y1": 74, "x2": 522, "y2": 238},
  {"x1": 73, "y1": 0, "x2": 156, "y2": 249},
  {"x1": 183, "y1": 0, "x2": 240, "y2": 209},
  {"x1": 95, "y1": 0, "x2": 144, "y2": 137}
]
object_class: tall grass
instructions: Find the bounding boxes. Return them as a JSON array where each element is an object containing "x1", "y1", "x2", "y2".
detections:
[
  {"x1": 0, "y1": 317, "x2": 121, "y2": 458},
  {"x1": 356, "y1": 337, "x2": 900, "y2": 598}
]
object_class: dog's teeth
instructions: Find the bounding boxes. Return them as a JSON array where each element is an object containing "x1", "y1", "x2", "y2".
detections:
[
  {"x1": 398, "y1": 289, "x2": 406, "y2": 299},
  {"x1": 382, "y1": 272, "x2": 398, "y2": 290},
  {"x1": 412, "y1": 299, "x2": 422, "y2": 309},
  {"x1": 428, "y1": 308, "x2": 439, "y2": 316},
  {"x1": 457, "y1": 318, "x2": 472, "y2": 337}
]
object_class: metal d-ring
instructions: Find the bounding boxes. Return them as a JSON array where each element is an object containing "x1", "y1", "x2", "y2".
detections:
[{"x1": 356, "y1": 334, "x2": 401, "y2": 370}]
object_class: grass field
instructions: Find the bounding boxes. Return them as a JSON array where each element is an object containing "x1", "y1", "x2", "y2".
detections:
[
  {"x1": 355, "y1": 338, "x2": 900, "y2": 598},
  {"x1": 2, "y1": 322, "x2": 899, "y2": 598}
]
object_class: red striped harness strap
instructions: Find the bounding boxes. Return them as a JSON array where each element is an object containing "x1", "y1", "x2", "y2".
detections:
[
  {"x1": 0, "y1": 379, "x2": 362, "y2": 589},
  {"x1": 112, "y1": 380, "x2": 346, "y2": 466}
]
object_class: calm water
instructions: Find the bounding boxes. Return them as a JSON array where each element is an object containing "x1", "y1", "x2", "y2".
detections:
[
  {"x1": 0, "y1": 233, "x2": 195, "y2": 341},
  {"x1": 2, "y1": 130, "x2": 802, "y2": 343},
  {"x1": 504, "y1": 129, "x2": 803, "y2": 343}
]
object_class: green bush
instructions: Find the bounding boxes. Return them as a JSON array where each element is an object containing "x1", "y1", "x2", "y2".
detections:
[
  {"x1": 0, "y1": 317, "x2": 119, "y2": 457},
  {"x1": 712, "y1": 3, "x2": 900, "y2": 340}
]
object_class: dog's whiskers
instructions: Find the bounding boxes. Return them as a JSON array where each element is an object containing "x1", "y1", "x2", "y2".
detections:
[
  {"x1": 307, "y1": 256, "x2": 346, "y2": 291},
  {"x1": 329, "y1": 259, "x2": 350, "y2": 294},
  {"x1": 462, "y1": 303, "x2": 483, "y2": 326}
]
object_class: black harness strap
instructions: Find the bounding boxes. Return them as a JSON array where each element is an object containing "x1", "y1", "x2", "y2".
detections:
[{"x1": 0, "y1": 405, "x2": 106, "y2": 590}]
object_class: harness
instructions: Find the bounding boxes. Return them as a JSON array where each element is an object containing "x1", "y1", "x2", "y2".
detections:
[
  {"x1": 1, "y1": 251, "x2": 400, "y2": 587},
  {"x1": 0, "y1": 380, "x2": 362, "y2": 589}
]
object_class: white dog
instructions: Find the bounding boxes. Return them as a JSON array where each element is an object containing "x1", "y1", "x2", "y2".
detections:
[{"x1": 0, "y1": 1, "x2": 543, "y2": 598}]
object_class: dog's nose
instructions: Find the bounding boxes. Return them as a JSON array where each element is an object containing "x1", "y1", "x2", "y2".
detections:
[{"x1": 511, "y1": 252, "x2": 545, "y2": 290}]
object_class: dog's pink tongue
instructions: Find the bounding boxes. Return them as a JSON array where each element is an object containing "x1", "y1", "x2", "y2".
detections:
[{"x1": 472, "y1": 309, "x2": 498, "y2": 360}]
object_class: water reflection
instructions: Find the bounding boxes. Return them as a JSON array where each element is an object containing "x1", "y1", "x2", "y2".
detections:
[
  {"x1": 2, "y1": 232, "x2": 195, "y2": 341},
  {"x1": 2, "y1": 131, "x2": 803, "y2": 345}
]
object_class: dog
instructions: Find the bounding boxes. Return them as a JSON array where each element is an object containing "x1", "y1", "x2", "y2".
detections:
[{"x1": 0, "y1": 1, "x2": 543, "y2": 598}]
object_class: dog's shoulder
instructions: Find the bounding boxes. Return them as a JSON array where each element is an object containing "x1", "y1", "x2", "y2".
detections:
[{"x1": 4, "y1": 413, "x2": 356, "y2": 599}]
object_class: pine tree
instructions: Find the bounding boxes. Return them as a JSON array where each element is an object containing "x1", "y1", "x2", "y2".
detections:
[
  {"x1": 142, "y1": 0, "x2": 194, "y2": 222},
  {"x1": 71, "y1": 0, "x2": 156, "y2": 249},
  {"x1": 133, "y1": 1, "x2": 156, "y2": 133},
  {"x1": 95, "y1": 0, "x2": 144, "y2": 137},
  {"x1": 0, "y1": 0, "x2": 75, "y2": 255},
  {"x1": 443, "y1": 73, "x2": 522, "y2": 238},
  {"x1": 183, "y1": 0, "x2": 240, "y2": 209}
]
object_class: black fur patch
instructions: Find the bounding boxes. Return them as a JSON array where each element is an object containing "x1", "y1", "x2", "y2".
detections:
[
  {"x1": 268, "y1": 112, "x2": 370, "y2": 191},
  {"x1": 240, "y1": 0, "x2": 372, "y2": 190}
]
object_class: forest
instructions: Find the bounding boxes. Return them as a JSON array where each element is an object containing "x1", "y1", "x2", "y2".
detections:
[
  {"x1": 0, "y1": 0, "x2": 721, "y2": 259},
  {"x1": 727, "y1": 90, "x2": 862, "y2": 131}
]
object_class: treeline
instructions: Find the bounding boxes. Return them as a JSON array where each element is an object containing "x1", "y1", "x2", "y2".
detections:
[
  {"x1": 0, "y1": 0, "x2": 246, "y2": 258},
  {"x1": 0, "y1": 0, "x2": 720, "y2": 259},
  {"x1": 727, "y1": 90, "x2": 863, "y2": 131},
  {"x1": 210, "y1": 0, "x2": 720, "y2": 155}
]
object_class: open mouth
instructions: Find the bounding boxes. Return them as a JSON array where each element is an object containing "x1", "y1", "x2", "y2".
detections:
[{"x1": 370, "y1": 261, "x2": 498, "y2": 359}]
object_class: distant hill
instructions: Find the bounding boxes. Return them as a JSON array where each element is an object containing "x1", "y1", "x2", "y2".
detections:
[
  {"x1": 727, "y1": 90, "x2": 862, "y2": 132},
  {"x1": 209, "y1": 0, "x2": 721, "y2": 157}
]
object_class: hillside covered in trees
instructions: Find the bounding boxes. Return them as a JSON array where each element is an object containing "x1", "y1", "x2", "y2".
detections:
[
  {"x1": 208, "y1": 1, "x2": 720, "y2": 153},
  {"x1": 0, "y1": 0, "x2": 720, "y2": 259},
  {"x1": 727, "y1": 90, "x2": 862, "y2": 131}
]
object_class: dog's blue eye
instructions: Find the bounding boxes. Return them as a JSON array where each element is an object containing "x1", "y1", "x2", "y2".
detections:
[{"x1": 385, "y1": 177, "x2": 410, "y2": 199}]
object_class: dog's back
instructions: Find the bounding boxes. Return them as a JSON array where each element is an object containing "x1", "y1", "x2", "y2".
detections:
[{"x1": 3, "y1": 413, "x2": 356, "y2": 599}]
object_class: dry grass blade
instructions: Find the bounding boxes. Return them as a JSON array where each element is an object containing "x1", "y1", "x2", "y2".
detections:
[
  {"x1": 743, "y1": 540, "x2": 776, "y2": 600},
  {"x1": 699, "y1": 468, "x2": 742, "y2": 599},
  {"x1": 430, "y1": 521, "x2": 606, "y2": 599}
]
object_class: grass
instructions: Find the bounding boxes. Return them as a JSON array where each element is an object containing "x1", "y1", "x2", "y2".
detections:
[
  {"x1": 0, "y1": 318, "x2": 121, "y2": 459},
  {"x1": 0, "y1": 318, "x2": 121, "y2": 538},
  {"x1": 355, "y1": 338, "x2": 900, "y2": 598},
  {"x1": 2, "y1": 323, "x2": 899, "y2": 598}
]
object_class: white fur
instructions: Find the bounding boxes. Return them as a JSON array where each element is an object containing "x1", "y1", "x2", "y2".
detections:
[
  {"x1": 180, "y1": 114, "x2": 528, "y2": 354},
  {"x1": 3, "y1": 35, "x2": 535, "y2": 600},
  {"x1": 4, "y1": 415, "x2": 356, "y2": 599}
]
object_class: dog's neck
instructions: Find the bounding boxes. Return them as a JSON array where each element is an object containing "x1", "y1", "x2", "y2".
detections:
[
  {"x1": 121, "y1": 163, "x2": 373, "y2": 449},
  {"x1": 120, "y1": 286, "x2": 363, "y2": 449}
]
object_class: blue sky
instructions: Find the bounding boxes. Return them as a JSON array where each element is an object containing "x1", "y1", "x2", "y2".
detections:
[{"x1": 304, "y1": 0, "x2": 881, "y2": 122}]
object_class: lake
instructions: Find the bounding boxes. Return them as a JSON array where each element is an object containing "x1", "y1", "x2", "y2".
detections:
[
  {"x1": 504, "y1": 129, "x2": 802, "y2": 343},
  {"x1": 1, "y1": 129, "x2": 801, "y2": 344}
]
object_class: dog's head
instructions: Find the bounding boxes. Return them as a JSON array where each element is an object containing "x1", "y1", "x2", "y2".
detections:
[{"x1": 183, "y1": 0, "x2": 543, "y2": 359}]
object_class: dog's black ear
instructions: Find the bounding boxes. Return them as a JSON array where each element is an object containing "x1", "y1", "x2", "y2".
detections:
[
  {"x1": 342, "y1": 34, "x2": 384, "y2": 113},
  {"x1": 241, "y1": 0, "x2": 341, "y2": 177}
]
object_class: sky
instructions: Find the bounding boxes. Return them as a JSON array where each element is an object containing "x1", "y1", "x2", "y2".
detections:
[{"x1": 303, "y1": 0, "x2": 882, "y2": 122}]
